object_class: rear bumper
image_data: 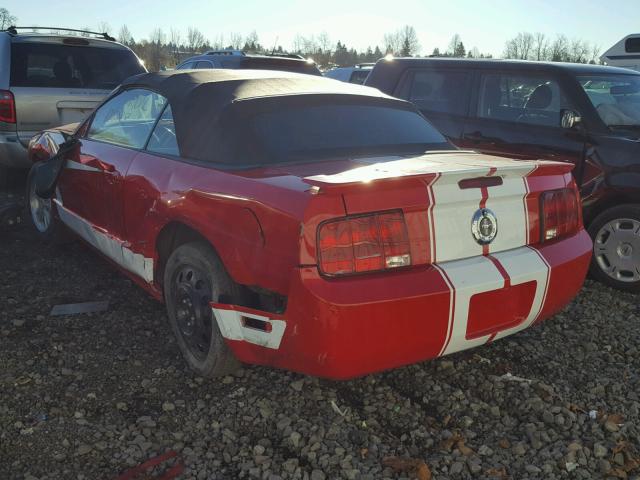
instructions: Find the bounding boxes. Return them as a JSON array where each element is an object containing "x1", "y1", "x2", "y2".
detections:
[
  {"x1": 0, "y1": 132, "x2": 29, "y2": 168},
  {"x1": 214, "y1": 229, "x2": 592, "y2": 379}
]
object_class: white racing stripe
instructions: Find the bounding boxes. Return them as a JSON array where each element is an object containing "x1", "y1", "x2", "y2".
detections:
[
  {"x1": 436, "y1": 245, "x2": 550, "y2": 356},
  {"x1": 54, "y1": 199, "x2": 154, "y2": 283},
  {"x1": 212, "y1": 307, "x2": 286, "y2": 350}
]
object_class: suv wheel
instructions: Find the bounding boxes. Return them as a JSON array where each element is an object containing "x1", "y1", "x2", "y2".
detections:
[
  {"x1": 588, "y1": 204, "x2": 640, "y2": 292},
  {"x1": 163, "y1": 241, "x2": 241, "y2": 377}
]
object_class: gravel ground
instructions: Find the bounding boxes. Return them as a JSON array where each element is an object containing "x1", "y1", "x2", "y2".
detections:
[{"x1": 1, "y1": 212, "x2": 639, "y2": 480}]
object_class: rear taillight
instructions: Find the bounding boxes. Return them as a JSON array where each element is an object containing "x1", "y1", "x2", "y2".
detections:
[
  {"x1": 318, "y1": 211, "x2": 411, "y2": 276},
  {"x1": 540, "y1": 187, "x2": 581, "y2": 242},
  {"x1": 0, "y1": 90, "x2": 16, "y2": 123}
]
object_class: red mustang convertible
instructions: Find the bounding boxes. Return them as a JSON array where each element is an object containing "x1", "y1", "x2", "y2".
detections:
[{"x1": 27, "y1": 70, "x2": 591, "y2": 379}]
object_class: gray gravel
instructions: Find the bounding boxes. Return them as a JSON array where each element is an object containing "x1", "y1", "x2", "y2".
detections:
[{"x1": 1, "y1": 220, "x2": 640, "y2": 480}]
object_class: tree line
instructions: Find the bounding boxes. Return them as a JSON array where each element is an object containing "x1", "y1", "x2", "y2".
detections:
[{"x1": 0, "y1": 8, "x2": 602, "y2": 71}]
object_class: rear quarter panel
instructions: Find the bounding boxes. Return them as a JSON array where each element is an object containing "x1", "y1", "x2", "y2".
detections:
[{"x1": 123, "y1": 153, "x2": 322, "y2": 295}]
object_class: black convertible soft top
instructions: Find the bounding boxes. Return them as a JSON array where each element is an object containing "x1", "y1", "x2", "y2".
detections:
[{"x1": 119, "y1": 69, "x2": 412, "y2": 164}]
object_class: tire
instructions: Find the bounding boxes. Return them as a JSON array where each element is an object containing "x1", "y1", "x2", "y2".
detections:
[
  {"x1": 163, "y1": 241, "x2": 241, "y2": 377},
  {"x1": 24, "y1": 163, "x2": 63, "y2": 243},
  {"x1": 588, "y1": 204, "x2": 640, "y2": 293}
]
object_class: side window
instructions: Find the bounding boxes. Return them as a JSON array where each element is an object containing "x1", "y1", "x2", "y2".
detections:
[
  {"x1": 626, "y1": 38, "x2": 640, "y2": 53},
  {"x1": 146, "y1": 105, "x2": 179, "y2": 156},
  {"x1": 177, "y1": 62, "x2": 194, "y2": 70},
  {"x1": 195, "y1": 61, "x2": 214, "y2": 69},
  {"x1": 87, "y1": 89, "x2": 166, "y2": 148},
  {"x1": 405, "y1": 70, "x2": 470, "y2": 115},
  {"x1": 477, "y1": 73, "x2": 574, "y2": 127}
]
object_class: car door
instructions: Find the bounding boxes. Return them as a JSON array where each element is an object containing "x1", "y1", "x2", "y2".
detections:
[
  {"x1": 394, "y1": 67, "x2": 472, "y2": 142},
  {"x1": 57, "y1": 88, "x2": 167, "y2": 243},
  {"x1": 461, "y1": 70, "x2": 586, "y2": 174}
]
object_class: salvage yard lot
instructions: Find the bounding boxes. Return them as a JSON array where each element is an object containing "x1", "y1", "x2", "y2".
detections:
[{"x1": 1, "y1": 223, "x2": 639, "y2": 480}]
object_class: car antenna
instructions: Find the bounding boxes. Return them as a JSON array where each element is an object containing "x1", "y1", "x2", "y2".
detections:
[{"x1": 271, "y1": 36, "x2": 278, "y2": 55}]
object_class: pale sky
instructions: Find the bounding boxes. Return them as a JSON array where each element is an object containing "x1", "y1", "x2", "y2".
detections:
[{"x1": 5, "y1": 0, "x2": 638, "y2": 57}]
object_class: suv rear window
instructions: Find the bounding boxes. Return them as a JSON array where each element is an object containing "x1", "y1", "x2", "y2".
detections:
[{"x1": 10, "y1": 43, "x2": 145, "y2": 89}]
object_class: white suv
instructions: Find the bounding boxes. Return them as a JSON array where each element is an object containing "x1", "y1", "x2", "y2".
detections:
[{"x1": 0, "y1": 27, "x2": 145, "y2": 175}]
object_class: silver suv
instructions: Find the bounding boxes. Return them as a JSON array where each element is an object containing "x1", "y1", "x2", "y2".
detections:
[{"x1": 0, "y1": 27, "x2": 146, "y2": 172}]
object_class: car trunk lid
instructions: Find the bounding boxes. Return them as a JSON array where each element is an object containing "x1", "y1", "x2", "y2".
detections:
[{"x1": 303, "y1": 151, "x2": 574, "y2": 264}]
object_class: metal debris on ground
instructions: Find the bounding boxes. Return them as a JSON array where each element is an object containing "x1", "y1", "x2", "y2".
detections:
[{"x1": 50, "y1": 301, "x2": 110, "y2": 316}]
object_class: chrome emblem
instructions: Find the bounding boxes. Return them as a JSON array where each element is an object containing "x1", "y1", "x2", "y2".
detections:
[{"x1": 471, "y1": 208, "x2": 498, "y2": 245}]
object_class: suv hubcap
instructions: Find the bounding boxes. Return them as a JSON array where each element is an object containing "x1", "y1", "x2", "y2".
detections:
[
  {"x1": 29, "y1": 179, "x2": 52, "y2": 233},
  {"x1": 594, "y1": 218, "x2": 640, "y2": 283},
  {"x1": 174, "y1": 266, "x2": 212, "y2": 360}
]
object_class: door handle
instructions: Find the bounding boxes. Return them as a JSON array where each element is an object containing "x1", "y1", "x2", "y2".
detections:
[{"x1": 85, "y1": 158, "x2": 115, "y2": 173}]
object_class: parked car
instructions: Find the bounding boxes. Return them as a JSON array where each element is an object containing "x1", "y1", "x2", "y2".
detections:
[
  {"x1": 176, "y1": 49, "x2": 321, "y2": 75},
  {"x1": 0, "y1": 26, "x2": 146, "y2": 180},
  {"x1": 601, "y1": 34, "x2": 640, "y2": 71},
  {"x1": 366, "y1": 58, "x2": 640, "y2": 292},
  {"x1": 26, "y1": 70, "x2": 590, "y2": 379},
  {"x1": 324, "y1": 63, "x2": 374, "y2": 84}
]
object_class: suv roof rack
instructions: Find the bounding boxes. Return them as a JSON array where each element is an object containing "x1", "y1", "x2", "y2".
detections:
[
  {"x1": 205, "y1": 49, "x2": 245, "y2": 56},
  {"x1": 4, "y1": 26, "x2": 115, "y2": 41},
  {"x1": 355, "y1": 63, "x2": 375, "y2": 68}
]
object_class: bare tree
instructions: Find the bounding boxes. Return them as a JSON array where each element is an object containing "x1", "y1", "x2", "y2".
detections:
[
  {"x1": 317, "y1": 31, "x2": 331, "y2": 54},
  {"x1": 186, "y1": 27, "x2": 206, "y2": 53},
  {"x1": 118, "y1": 25, "x2": 133, "y2": 45},
  {"x1": 569, "y1": 38, "x2": 590, "y2": 63},
  {"x1": 148, "y1": 28, "x2": 167, "y2": 71},
  {"x1": 504, "y1": 32, "x2": 534, "y2": 60},
  {"x1": 383, "y1": 31, "x2": 401, "y2": 55},
  {"x1": 533, "y1": 32, "x2": 548, "y2": 61},
  {"x1": 383, "y1": 26, "x2": 420, "y2": 56},
  {"x1": 97, "y1": 21, "x2": 112, "y2": 35},
  {"x1": 550, "y1": 35, "x2": 569, "y2": 62},
  {"x1": 399, "y1": 25, "x2": 420, "y2": 56},
  {"x1": 448, "y1": 34, "x2": 466, "y2": 57},
  {"x1": 169, "y1": 28, "x2": 181, "y2": 63},
  {"x1": 0, "y1": 8, "x2": 17, "y2": 30},
  {"x1": 590, "y1": 44, "x2": 601, "y2": 64},
  {"x1": 228, "y1": 32, "x2": 243, "y2": 50}
]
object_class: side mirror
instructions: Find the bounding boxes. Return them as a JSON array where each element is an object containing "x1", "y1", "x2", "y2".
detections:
[{"x1": 561, "y1": 109, "x2": 582, "y2": 129}]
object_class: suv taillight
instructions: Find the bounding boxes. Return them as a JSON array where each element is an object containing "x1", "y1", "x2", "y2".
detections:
[
  {"x1": 318, "y1": 211, "x2": 411, "y2": 276},
  {"x1": 0, "y1": 90, "x2": 16, "y2": 123},
  {"x1": 540, "y1": 187, "x2": 581, "y2": 242}
]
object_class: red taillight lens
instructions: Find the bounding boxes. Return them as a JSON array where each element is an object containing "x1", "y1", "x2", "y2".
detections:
[
  {"x1": 540, "y1": 187, "x2": 581, "y2": 242},
  {"x1": 318, "y1": 211, "x2": 411, "y2": 276},
  {"x1": 0, "y1": 90, "x2": 16, "y2": 123}
]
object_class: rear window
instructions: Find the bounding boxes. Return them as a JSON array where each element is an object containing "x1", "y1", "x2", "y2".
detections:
[
  {"x1": 349, "y1": 70, "x2": 370, "y2": 85},
  {"x1": 10, "y1": 42, "x2": 145, "y2": 89},
  {"x1": 235, "y1": 102, "x2": 450, "y2": 164}
]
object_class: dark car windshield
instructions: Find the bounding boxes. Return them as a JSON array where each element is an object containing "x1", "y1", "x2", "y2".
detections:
[
  {"x1": 10, "y1": 42, "x2": 145, "y2": 90},
  {"x1": 578, "y1": 74, "x2": 640, "y2": 128},
  {"x1": 236, "y1": 102, "x2": 450, "y2": 165}
]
